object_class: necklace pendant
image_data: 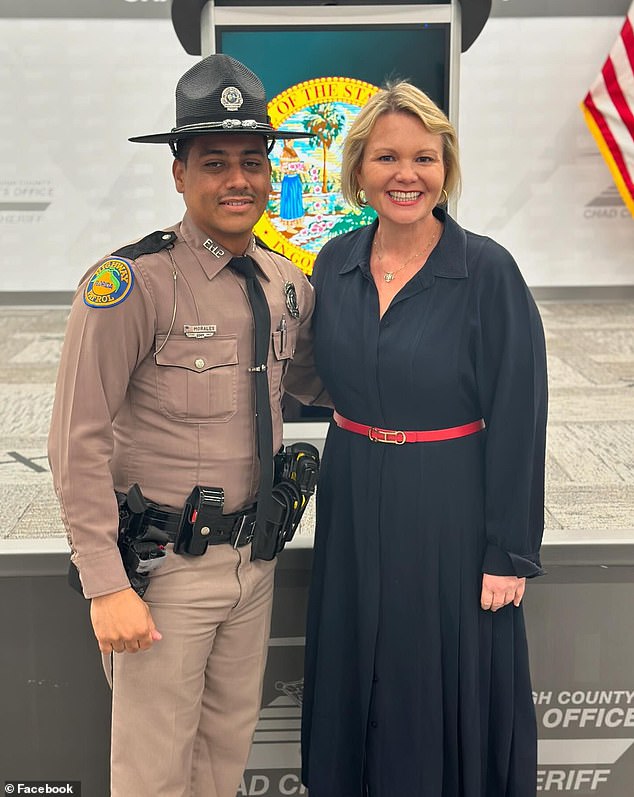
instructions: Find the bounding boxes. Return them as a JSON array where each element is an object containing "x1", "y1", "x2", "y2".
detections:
[{"x1": 383, "y1": 272, "x2": 395, "y2": 283}]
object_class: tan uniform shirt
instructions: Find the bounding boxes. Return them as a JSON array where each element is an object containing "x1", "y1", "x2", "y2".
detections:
[{"x1": 48, "y1": 212, "x2": 325, "y2": 598}]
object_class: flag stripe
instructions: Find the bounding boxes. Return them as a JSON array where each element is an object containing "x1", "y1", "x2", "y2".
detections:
[
  {"x1": 591, "y1": 44, "x2": 634, "y2": 182},
  {"x1": 581, "y1": 101, "x2": 634, "y2": 216},
  {"x1": 582, "y1": 2, "x2": 634, "y2": 217},
  {"x1": 623, "y1": 16, "x2": 634, "y2": 75},
  {"x1": 583, "y1": 92, "x2": 634, "y2": 197},
  {"x1": 612, "y1": 30, "x2": 634, "y2": 100},
  {"x1": 602, "y1": 56, "x2": 634, "y2": 140}
]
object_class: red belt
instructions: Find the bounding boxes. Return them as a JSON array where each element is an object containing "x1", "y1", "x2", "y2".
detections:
[{"x1": 333, "y1": 411, "x2": 485, "y2": 445}]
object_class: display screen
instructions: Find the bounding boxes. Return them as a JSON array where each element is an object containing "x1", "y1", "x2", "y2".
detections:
[
  {"x1": 217, "y1": 20, "x2": 450, "y2": 421},
  {"x1": 217, "y1": 23, "x2": 450, "y2": 275},
  {"x1": 217, "y1": 25, "x2": 449, "y2": 111}
]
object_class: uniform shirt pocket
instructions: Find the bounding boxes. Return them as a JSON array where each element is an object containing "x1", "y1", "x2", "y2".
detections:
[
  {"x1": 270, "y1": 322, "x2": 299, "y2": 399},
  {"x1": 272, "y1": 323, "x2": 298, "y2": 361},
  {"x1": 154, "y1": 334, "x2": 238, "y2": 422}
]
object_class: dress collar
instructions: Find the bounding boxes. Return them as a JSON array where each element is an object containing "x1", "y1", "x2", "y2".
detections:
[{"x1": 337, "y1": 207, "x2": 469, "y2": 280}]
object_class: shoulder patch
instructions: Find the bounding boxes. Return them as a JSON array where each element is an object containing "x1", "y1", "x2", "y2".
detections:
[
  {"x1": 84, "y1": 257, "x2": 135, "y2": 309},
  {"x1": 112, "y1": 230, "x2": 177, "y2": 260}
]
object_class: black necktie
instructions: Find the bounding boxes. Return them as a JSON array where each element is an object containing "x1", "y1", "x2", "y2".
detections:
[{"x1": 229, "y1": 256, "x2": 273, "y2": 540}]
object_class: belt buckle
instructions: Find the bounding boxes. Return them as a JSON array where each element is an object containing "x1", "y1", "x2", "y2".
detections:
[
  {"x1": 232, "y1": 512, "x2": 256, "y2": 548},
  {"x1": 368, "y1": 427, "x2": 406, "y2": 445}
]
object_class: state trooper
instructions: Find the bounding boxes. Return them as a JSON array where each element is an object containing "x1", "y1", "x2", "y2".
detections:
[{"x1": 48, "y1": 54, "x2": 326, "y2": 797}]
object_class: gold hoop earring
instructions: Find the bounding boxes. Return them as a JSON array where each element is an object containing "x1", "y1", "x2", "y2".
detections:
[
  {"x1": 356, "y1": 188, "x2": 367, "y2": 207},
  {"x1": 439, "y1": 188, "x2": 449, "y2": 206}
]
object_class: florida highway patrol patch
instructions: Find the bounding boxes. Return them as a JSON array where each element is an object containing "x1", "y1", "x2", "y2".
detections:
[{"x1": 84, "y1": 258, "x2": 135, "y2": 308}]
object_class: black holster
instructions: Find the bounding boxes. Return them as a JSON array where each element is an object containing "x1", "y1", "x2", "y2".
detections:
[
  {"x1": 251, "y1": 442, "x2": 320, "y2": 562},
  {"x1": 68, "y1": 485, "x2": 168, "y2": 598},
  {"x1": 113, "y1": 484, "x2": 169, "y2": 597}
]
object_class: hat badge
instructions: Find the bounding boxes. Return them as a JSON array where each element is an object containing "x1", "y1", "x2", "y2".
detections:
[{"x1": 221, "y1": 86, "x2": 243, "y2": 111}]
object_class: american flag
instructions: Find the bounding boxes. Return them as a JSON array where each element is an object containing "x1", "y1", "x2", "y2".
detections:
[{"x1": 581, "y1": 3, "x2": 634, "y2": 218}]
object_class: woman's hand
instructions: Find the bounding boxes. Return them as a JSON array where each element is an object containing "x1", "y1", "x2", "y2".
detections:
[{"x1": 480, "y1": 573, "x2": 526, "y2": 611}]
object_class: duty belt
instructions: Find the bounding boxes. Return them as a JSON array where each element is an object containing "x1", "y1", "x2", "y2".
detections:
[
  {"x1": 117, "y1": 491, "x2": 257, "y2": 549},
  {"x1": 114, "y1": 441, "x2": 320, "y2": 595},
  {"x1": 333, "y1": 411, "x2": 485, "y2": 444}
]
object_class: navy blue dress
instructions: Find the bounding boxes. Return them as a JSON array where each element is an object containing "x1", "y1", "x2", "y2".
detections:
[{"x1": 301, "y1": 209, "x2": 547, "y2": 797}]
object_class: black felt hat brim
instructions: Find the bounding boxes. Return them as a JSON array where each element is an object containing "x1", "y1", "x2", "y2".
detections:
[{"x1": 129, "y1": 126, "x2": 312, "y2": 144}]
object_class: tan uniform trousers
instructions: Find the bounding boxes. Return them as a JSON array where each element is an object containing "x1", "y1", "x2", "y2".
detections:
[{"x1": 105, "y1": 543, "x2": 276, "y2": 797}]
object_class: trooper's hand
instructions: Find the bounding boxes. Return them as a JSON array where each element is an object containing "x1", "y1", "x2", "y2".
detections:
[
  {"x1": 480, "y1": 573, "x2": 526, "y2": 612},
  {"x1": 90, "y1": 587, "x2": 162, "y2": 653}
]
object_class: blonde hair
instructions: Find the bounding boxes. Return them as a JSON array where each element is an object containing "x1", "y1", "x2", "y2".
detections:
[{"x1": 341, "y1": 81, "x2": 461, "y2": 208}]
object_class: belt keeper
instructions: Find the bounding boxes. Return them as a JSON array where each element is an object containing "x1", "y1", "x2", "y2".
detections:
[{"x1": 231, "y1": 512, "x2": 257, "y2": 548}]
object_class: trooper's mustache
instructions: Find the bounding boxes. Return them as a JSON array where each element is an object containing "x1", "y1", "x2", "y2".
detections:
[{"x1": 220, "y1": 191, "x2": 257, "y2": 200}]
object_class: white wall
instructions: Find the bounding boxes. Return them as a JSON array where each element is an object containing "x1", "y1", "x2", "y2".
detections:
[
  {"x1": 0, "y1": 19, "x2": 194, "y2": 291},
  {"x1": 1, "y1": 13, "x2": 632, "y2": 291},
  {"x1": 459, "y1": 16, "x2": 634, "y2": 286}
]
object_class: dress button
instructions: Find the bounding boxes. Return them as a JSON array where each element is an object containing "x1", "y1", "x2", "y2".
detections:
[
  {"x1": 195, "y1": 358, "x2": 205, "y2": 369},
  {"x1": 370, "y1": 721, "x2": 378, "y2": 728}
]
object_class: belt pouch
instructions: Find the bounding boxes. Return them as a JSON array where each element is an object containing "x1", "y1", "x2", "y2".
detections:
[
  {"x1": 251, "y1": 493, "x2": 287, "y2": 561},
  {"x1": 173, "y1": 486, "x2": 225, "y2": 556}
]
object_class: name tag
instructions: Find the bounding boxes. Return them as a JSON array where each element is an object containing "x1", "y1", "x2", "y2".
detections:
[{"x1": 184, "y1": 324, "x2": 217, "y2": 338}]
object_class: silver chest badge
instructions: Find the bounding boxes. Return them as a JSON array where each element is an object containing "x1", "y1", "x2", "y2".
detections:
[
  {"x1": 220, "y1": 86, "x2": 243, "y2": 111},
  {"x1": 284, "y1": 281, "x2": 300, "y2": 319}
]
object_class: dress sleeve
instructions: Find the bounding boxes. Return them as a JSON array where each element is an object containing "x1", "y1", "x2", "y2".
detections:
[
  {"x1": 47, "y1": 261, "x2": 156, "y2": 597},
  {"x1": 473, "y1": 239, "x2": 548, "y2": 578}
]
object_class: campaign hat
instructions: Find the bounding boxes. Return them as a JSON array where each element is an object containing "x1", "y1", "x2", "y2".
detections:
[{"x1": 129, "y1": 54, "x2": 309, "y2": 146}]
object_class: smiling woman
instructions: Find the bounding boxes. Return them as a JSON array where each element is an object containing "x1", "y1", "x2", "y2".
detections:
[
  {"x1": 339, "y1": 82, "x2": 460, "y2": 319},
  {"x1": 357, "y1": 113, "x2": 445, "y2": 235},
  {"x1": 301, "y1": 81, "x2": 548, "y2": 797},
  {"x1": 356, "y1": 112, "x2": 445, "y2": 300}
]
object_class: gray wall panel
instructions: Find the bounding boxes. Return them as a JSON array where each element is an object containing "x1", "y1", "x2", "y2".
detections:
[
  {"x1": 1, "y1": 1, "x2": 630, "y2": 19},
  {"x1": 2, "y1": 551, "x2": 634, "y2": 796},
  {"x1": 0, "y1": 0, "x2": 171, "y2": 18},
  {"x1": 491, "y1": 0, "x2": 631, "y2": 16}
]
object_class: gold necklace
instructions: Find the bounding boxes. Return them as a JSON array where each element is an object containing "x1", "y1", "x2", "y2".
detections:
[{"x1": 374, "y1": 229, "x2": 438, "y2": 283}]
